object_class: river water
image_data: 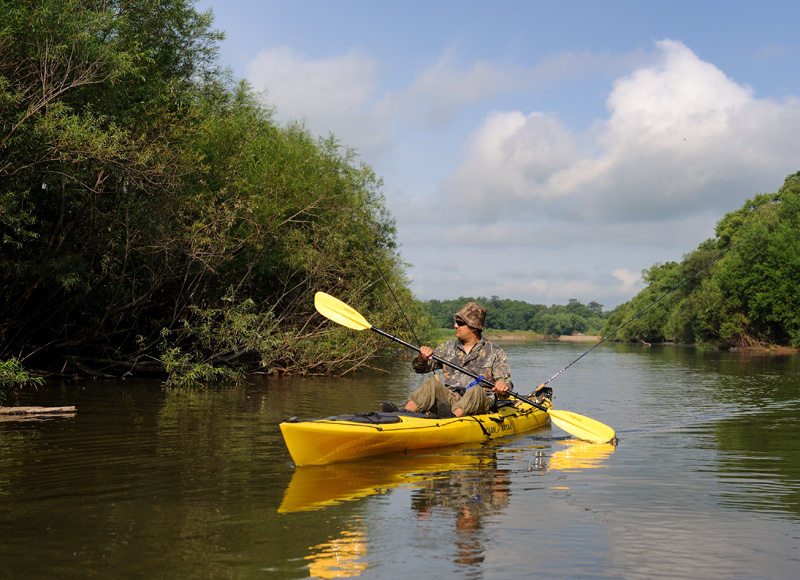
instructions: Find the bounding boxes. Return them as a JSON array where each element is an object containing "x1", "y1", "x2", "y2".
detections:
[{"x1": 1, "y1": 342, "x2": 799, "y2": 579}]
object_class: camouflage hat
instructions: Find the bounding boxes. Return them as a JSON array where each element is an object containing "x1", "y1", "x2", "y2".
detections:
[{"x1": 454, "y1": 302, "x2": 486, "y2": 330}]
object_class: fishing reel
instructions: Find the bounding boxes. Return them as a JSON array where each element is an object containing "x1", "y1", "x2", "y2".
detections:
[{"x1": 529, "y1": 386, "x2": 553, "y2": 404}]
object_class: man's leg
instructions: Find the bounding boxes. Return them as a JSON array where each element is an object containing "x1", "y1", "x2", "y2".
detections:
[
  {"x1": 404, "y1": 377, "x2": 456, "y2": 413},
  {"x1": 453, "y1": 387, "x2": 491, "y2": 416}
]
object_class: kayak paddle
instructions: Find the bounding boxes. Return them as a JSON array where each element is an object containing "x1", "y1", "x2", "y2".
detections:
[{"x1": 314, "y1": 291, "x2": 616, "y2": 444}]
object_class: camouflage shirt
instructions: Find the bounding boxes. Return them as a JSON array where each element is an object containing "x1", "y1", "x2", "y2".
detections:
[{"x1": 412, "y1": 338, "x2": 514, "y2": 391}]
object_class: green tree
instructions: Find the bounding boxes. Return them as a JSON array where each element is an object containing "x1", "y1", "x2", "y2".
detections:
[
  {"x1": 604, "y1": 171, "x2": 800, "y2": 348},
  {"x1": 0, "y1": 0, "x2": 424, "y2": 382},
  {"x1": 421, "y1": 296, "x2": 609, "y2": 336},
  {"x1": 699, "y1": 172, "x2": 800, "y2": 346}
]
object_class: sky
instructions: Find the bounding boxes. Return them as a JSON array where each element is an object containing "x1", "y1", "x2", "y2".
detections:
[{"x1": 196, "y1": 0, "x2": 800, "y2": 310}]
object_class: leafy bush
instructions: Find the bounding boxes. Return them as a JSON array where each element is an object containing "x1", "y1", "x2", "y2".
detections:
[{"x1": 0, "y1": 358, "x2": 43, "y2": 403}]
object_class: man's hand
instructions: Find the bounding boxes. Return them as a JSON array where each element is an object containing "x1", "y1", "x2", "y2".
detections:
[
  {"x1": 492, "y1": 380, "x2": 510, "y2": 394},
  {"x1": 417, "y1": 346, "x2": 434, "y2": 362}
]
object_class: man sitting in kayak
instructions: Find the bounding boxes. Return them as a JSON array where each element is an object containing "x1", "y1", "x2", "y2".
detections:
[{"x1": 383, "y1": 301, "x2": 513, "y2": 418}]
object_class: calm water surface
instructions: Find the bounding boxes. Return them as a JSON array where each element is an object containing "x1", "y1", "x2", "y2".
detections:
[{"x1": 1, "y1": 342, "x2": 799, "y2": 579}]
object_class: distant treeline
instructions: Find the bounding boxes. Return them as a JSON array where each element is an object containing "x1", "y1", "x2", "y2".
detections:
[
  {"x1": 421, "y1": 297, "x2": 611, "y2": 336},
  {"x1": 601, "y1": 171, "x2": 800, "y2": 349}
]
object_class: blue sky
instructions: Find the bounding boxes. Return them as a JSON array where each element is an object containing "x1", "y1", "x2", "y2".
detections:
[{"x1": 197, "y1": 0, "x2": 800, "y2": 309}]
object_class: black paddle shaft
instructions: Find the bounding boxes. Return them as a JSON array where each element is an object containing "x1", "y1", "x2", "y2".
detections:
[{"x1": 370, "y1": 327, "x2": 548, "y2": 412}]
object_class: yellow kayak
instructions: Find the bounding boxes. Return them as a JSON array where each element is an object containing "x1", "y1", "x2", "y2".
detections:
[{"x1": 279, "y1": 397, "x2": 551, "y2": 466}]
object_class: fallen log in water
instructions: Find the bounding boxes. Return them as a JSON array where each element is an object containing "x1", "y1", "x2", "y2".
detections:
[{"x1": 0, "y1": 406, "x2": 77, "y2": 416}]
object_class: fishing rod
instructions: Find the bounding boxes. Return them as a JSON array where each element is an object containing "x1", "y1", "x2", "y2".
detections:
[
  {"x1": 353, "y1": 223, "x2": 422, "y2": 346},
  {"x1": 531, "y1": 232, "x2": 754, "y2": 395}
]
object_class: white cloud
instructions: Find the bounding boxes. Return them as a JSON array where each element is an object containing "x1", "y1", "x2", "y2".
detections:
[
  {"x1": 246, "y1": 46, "x2": 392, "y2": 155},
  {"x1": 612, "y1": 268, "x2": 644, "y2": 296},
  {"x1": 376, "y1": 47, "x2": 651, "y2": 128},
  {"x1": 245, "y1": 44, "x2": 651, "y2": 158},
  {"x1": 443, "y1": 39, "x2": 800, "y2": 225},
  {"x1": 247, "y1": 46, "x2": 375, "y2": 117},
  {"x1": 242, "y1": 38, "x2": 800, "y2": 308},
  {"x1": 442, "y1": 110, "x2": 580, "y2": 214},
  {"x1": 386, "y1": 48, "x2": 523, "y2": 125}
]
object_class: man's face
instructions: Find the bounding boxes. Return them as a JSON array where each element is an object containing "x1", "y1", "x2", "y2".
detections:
[{"x1": 454, "y1": 317, "x2": 472, "y2": 340}]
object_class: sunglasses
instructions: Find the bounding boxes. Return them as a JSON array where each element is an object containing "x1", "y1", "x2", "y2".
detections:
[{"x1": 454, "y1": 318, "x2": 468, "y2": 327}]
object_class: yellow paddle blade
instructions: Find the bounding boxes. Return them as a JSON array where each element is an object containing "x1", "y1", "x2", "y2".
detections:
[
  {"x1": 548, "y1": 409, "x2": 616, "y2": 444},
  {"x1": 314, "y1": 292, "x2": 372, "y2": 331}
]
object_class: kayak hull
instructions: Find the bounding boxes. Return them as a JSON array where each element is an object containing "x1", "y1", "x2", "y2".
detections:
[{"x1": 280, "y1": 399, "x2": 551, "y2": 466}]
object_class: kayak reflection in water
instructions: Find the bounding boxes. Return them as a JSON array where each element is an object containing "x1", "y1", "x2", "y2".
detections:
[{"x1": 385, "y1": 301, "x2": 513, "y2": 418}]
